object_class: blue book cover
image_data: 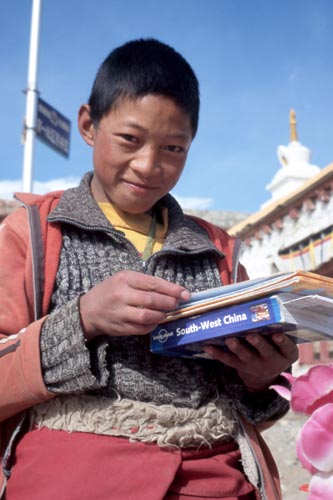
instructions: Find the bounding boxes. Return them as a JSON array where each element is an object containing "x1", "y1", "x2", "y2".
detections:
[{"x1": 150, "y1": 294, "x2": 333, "y2": 359}]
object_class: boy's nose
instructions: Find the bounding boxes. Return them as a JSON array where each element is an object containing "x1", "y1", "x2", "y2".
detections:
[{"x1": 130, "y1": 147, "x2": 160, "y2": 176}]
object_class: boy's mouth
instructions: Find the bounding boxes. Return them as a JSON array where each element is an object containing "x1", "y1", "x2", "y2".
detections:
[{"x1": 125, "y1": 180, "x2": 157, "y2": 191}]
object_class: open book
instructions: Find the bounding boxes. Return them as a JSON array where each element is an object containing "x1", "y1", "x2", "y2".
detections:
[
  {"x1": 163, "y1": 270, "x2": 333, "y2": 322},
  {"x1": 150, "y1": 271, "x2": 333, "y2": 359}
]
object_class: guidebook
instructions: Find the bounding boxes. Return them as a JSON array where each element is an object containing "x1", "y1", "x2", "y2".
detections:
[{"x1": 150, "y1": 271, "x2": 333, "y2": 359}]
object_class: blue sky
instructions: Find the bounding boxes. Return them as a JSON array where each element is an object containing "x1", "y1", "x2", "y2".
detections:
[{"x1": 1, "y1": 0, "x2": 332, "y2": 212}]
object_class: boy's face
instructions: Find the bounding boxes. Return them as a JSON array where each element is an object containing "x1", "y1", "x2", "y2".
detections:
[{"x1": 78, "y1": 94, "x2": 193, "y2": 214}]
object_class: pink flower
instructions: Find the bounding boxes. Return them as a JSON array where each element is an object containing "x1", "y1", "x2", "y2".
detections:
[
  {"x1": 296, "y1": 404, "x2": 333, "y2": 474},
  {"x1": 271, "y1": 364, "x2": 333, "y2": 498},
  {"x1": 308, "y1": 472, "x2": 333, "y2": 500},
  {"x1": 271, "y1": 364, "x2": 333, "y2": 415}
]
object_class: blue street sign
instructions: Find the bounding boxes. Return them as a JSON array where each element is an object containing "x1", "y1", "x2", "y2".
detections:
[{"x1": 36, "y1": 97, "x2": 71, "y2": 157}]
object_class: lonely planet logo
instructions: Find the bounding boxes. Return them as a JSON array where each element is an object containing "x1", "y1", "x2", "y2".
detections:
[{"x1": 153, "y1": 328, "x2": 173, "y2": 343}]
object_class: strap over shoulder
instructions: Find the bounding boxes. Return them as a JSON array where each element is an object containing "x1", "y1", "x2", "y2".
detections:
[
  {"x1": 25, "y1": 205, "x2": 44, "y2": 321},
  {"x1": 14, "y1": 191, "x2": 64, "y2": 319}
]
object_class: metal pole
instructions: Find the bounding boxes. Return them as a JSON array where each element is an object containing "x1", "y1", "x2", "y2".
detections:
[{"x1": 22, "y1": 0, "x2": 43, "y2": 192}]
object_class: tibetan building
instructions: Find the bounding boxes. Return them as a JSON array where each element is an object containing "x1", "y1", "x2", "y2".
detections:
[{"x1": 230, "y1": 110, "x2": 333, "y2": 364}]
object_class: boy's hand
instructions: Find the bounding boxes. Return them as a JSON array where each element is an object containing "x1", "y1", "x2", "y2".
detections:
[
  {"x1": 79, "y1": 270, "x2": 190, "y2": 340},
  {"x1": 204, "y1": 333, "x2": 299, "y2": 392}
]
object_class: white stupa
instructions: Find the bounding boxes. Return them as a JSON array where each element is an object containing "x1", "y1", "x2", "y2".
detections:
[{"x1": 264, "y1": 109, "x2": 320, "y2": 205}]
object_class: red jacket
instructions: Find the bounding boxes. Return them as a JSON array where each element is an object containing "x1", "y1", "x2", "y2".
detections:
[{"x1": 0, "y1": 192, "x2": 282, "y2": 499}]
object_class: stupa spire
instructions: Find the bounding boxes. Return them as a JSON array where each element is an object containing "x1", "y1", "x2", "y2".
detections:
[
  {"x1": 262, "y1": 109, "x2": 320, "y2": 206},
  {"x1": 289, "y1": 108, "x2": 298, "y2": 142}
]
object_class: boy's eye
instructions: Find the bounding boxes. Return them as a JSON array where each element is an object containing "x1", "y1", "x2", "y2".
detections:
[
  {"x1": 164, "y1": 145, "x2": 184, "y2": 153},
  {"x1": 119, "y1": 134, "x2": 138, "y2": 144}
]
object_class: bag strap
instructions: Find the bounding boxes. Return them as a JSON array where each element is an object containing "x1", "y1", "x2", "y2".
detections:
[{"x1": 25, "y1": 205, "x2": 45, "y2": 321}]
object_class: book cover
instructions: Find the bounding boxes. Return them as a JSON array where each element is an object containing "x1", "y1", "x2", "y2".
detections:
[{"x1": 150, "y1": 293, "x2": 333, "y2": 359}]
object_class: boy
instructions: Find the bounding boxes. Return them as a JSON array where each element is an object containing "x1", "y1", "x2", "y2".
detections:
[{"x1": 0, "y1": 38, "x2": 297, "y2": 499}]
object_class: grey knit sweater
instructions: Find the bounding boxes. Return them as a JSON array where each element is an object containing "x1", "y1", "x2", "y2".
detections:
[{"x1": 39, "y1": 172, "x2": 288, "y2": 425}]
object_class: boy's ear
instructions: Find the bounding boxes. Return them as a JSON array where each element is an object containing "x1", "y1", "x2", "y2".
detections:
[{"x1": 78, "y1": 104, "x2": 95, "y2": 146}]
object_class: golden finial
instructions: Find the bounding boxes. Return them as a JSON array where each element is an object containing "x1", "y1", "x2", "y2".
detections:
[{"x1": 289, "y1": 108, "x2": 298, "y2": 142}]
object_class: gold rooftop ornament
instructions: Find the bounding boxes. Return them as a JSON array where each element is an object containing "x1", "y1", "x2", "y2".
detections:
[{"x1": 289, "y1": 108, "x2": 298, "y2": 142}]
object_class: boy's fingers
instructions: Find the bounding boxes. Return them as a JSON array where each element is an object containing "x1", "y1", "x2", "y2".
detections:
[
  {"x1": 271, "y1": 334, "x2": 299, "y2": 362},
  {"x1": 128, "y1": 272, "x2": 190, "y2": 300},
  {"x1": 203, "y1": 345, "x2": 238, "y2": 367}
]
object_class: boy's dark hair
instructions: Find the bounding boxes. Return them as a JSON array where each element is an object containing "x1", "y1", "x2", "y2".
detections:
[{"x1": 88, "y1": 38, "x2": 200, "y2": 137}]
